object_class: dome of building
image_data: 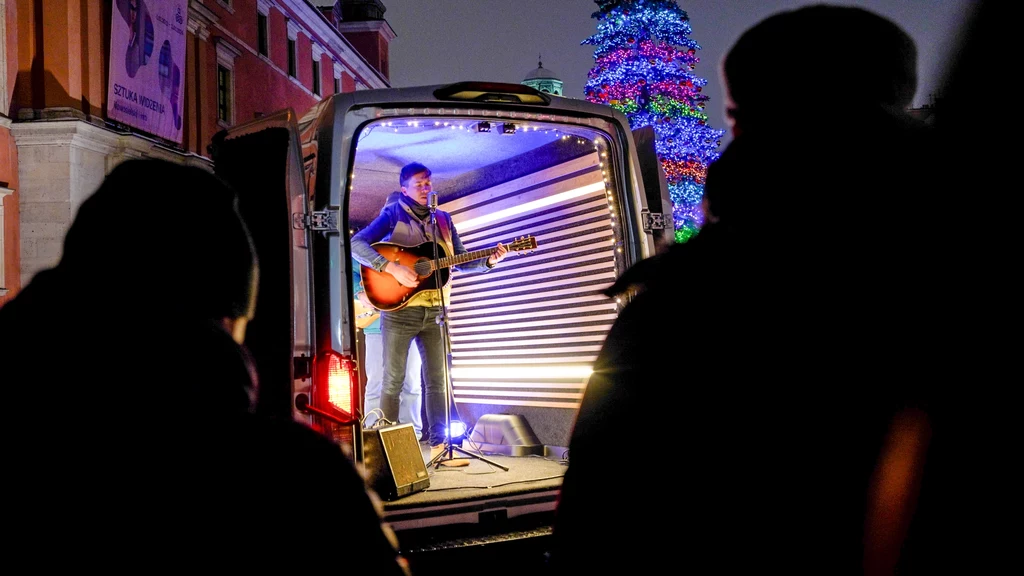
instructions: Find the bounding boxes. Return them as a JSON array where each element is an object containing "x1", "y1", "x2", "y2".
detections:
[
  {"x1": 525, "y1": 64, "x2": 559, "y2": 81},
  {"x1": 522, "y1": 56, "x2": 564, "y2": 96}
]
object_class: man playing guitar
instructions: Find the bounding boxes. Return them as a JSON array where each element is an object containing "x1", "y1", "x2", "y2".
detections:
[{"x1": 350, "y1": 162, "x2": 507, "y2": 466}]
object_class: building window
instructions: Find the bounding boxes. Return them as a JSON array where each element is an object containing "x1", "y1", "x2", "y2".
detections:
[
  {"x1": 287, "y1": 39, "x2": 297, "y2": 77},
  {"x1": 217, "y1": 65, "x2": 232, "y2": 123},
  {"x1": 0, "y1": 187, "x2": 13, "y2": 294},
  {"x1": 215, "y1": 38, "x2": 241, "y2": 126},
  {"x1": 257, "y1": 13, "x2": 269, "y2": 57},
  {"x1": 333, "y1": 76, "x2": 340, "y2": 94},
  {"x1": 312, "y1": 59, "x2": 321, "y2": 96}
]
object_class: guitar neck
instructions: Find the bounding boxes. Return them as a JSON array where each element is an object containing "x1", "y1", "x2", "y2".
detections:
[{"x1": 433, "y1": 246, "x2": 495, "y2": 271}]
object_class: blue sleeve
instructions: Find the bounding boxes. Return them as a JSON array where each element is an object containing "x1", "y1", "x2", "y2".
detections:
[
  {"x1": 450, "y1": 213, "x2": 493, "y2": 274},
  {"x1": 351, "y1": 209, "x2": 394, "y2": 272}
]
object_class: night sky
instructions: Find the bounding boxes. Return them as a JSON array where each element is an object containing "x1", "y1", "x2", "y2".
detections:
[{"x1": 379, "y1": 0, "x2": 974, "y2": 148}]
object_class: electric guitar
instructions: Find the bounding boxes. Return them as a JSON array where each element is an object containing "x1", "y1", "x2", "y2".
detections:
[
  {"x1": 353, "y1": 297, "x2": 380, "y2": 330},
  {"x1": 361, "y1": 235, "x2": 538, "y2": 311}
]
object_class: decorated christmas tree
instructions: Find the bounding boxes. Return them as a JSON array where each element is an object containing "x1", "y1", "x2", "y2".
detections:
[{"x1": 583, "y1": 0, "x2": 724, "y2": 242}]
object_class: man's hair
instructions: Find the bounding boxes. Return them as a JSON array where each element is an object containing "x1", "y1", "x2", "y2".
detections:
[
  {"x1": 723, "y1": 5, "x2": 917, "y2": 124},
  {"x1": 399, "y1": 162, "x2": 431, "y2": 187}
]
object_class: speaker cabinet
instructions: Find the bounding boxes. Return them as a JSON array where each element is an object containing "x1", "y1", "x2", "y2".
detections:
[
  {"x1": 363, "y1": 423, "x2": 430, "y2": 501},
  {"x1": 468, "y1": 413, "x2": 544, "y2": 456}
]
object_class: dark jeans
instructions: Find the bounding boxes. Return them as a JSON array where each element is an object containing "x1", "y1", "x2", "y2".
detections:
[{"x1": 381, "y1": 305, "x2": 452, "y2": 446}]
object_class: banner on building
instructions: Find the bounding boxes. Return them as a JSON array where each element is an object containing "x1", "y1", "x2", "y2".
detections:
[{"x1": 106, "y1": 0, "x2": 187, "y2": 144}]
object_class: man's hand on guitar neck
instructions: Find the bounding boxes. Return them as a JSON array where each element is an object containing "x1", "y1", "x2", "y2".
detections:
[
  {"x1": 487, "y1": 242, "x2": 508, "y2": 268},
  {"x1": 385, "y1": 261, "x2": 421, "y2": 287}
]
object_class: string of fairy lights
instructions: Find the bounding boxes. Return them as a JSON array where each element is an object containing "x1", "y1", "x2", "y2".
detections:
[{"x1": 584, "y1": 0, "x2": 724, "y2": 242}]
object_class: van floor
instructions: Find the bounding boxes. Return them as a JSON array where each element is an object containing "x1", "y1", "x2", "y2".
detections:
[{"x1": 381, "y1": 443, "x2": 566, "y2": 536}]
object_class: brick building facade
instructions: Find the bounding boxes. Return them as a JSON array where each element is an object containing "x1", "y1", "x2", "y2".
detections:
[
  {"x1": 1, "y1": 1, "x2": 17, "y2": 302},
  {"x1": 0, "y1": 0, "x2": 393, "y2": 305}
]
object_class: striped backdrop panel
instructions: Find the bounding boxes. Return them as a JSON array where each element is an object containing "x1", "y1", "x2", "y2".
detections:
[{"x1": 441, "y1": 152, "x2": 619, "y2": 444}]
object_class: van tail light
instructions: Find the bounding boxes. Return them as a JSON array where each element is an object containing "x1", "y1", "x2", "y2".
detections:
[{"x1": 311, "y1": 351, "x2": 359, "y2": 436}]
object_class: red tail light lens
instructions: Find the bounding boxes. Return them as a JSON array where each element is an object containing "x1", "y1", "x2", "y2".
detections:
[{"x1": 313, "y1": 351, "x2": 358, "y2": 421}]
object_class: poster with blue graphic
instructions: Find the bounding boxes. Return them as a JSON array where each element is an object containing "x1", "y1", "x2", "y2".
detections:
[{"x1": 106, "y1": 0, "x2": 186, "y2": 144}]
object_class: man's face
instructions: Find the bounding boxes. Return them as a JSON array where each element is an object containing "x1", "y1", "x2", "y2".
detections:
[
  {"x1": 129, "y1": 0, "x2": 138, "y2": 24},
  {"x1": 401, "y1": 171, "x2": 432, "y2": 206}
]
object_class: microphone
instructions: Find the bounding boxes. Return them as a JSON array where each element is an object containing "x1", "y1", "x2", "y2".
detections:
[{"x1": 427, "y1": 191, "x2": 438, "y2": 211}]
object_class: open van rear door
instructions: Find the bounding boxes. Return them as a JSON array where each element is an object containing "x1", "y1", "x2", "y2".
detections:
[
  {"x1": 209, "y1": 109, "x2": 316, "y2": 425},
  {"x1": 633, "y1": 125, "x2": 675, "y2": 253}
]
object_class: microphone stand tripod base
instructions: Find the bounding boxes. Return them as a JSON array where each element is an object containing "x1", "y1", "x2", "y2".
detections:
[
  {"x1": 428, "y1": 442, "x2": 469, "y2": 467},
  {"x1": 427, "y1": 441, "x2": 509, "y2": 471}
]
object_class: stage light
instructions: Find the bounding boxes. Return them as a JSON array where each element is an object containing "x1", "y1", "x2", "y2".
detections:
[
  {"x1": 445, "y1": 420, "x2": 468, "y2": 446},
  {"x1": 447, "y1": 420, "x2": 467, "y2": 439},
  {"x1": 477, "y1": 121, "x2": 491, "y2": 132},
  {"x1": 502, "y1": 122, "x2": 517, "y2": 135}
]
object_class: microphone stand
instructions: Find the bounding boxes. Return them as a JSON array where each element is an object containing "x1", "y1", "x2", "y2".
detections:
[{"x1": 425, "y1": 191, "x2": 508, "y2": 471}]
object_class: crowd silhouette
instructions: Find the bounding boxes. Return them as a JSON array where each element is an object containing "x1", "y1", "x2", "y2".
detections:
[
  {"x1": 551, "y1": 3, "x2": 1006, "y2": 574},
  {"x1": 0, "y1": 1, "x2": 1009, "y2": 573},
  {"x1": 0, "y1": 159, "x2": 408, "y2": 572}
]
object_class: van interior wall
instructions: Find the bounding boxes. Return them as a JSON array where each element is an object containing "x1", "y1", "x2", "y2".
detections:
[{"x1": 441, "y1": 148, "x2": 620, "y2": 449}]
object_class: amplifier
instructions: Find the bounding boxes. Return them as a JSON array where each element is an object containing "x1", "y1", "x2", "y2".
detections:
[{"x1": 363, "y1": 423, "x2": 430, "y2": 501}]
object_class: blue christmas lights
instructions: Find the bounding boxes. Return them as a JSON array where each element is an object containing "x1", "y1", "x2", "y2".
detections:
[{"x1": 583, "y1": 0, "x2": 724, "y2": 241}]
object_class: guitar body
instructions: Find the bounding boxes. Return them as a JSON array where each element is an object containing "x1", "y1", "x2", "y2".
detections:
[{"x1": 361, "y1": 242, "x2": 451, "y2": 312}]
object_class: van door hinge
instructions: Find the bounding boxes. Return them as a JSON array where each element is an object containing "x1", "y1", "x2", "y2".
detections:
[
  {"x1": 641, "y1": 209, "x2": 666, "y2": 232},
  {"x1": 295, "y1": 209, "x2": 339, "y2": 233}
]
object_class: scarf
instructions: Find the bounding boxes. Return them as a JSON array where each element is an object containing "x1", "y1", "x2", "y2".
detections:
[{"x1": 400, "y1": 193, "x2": 431, "y2": 221}]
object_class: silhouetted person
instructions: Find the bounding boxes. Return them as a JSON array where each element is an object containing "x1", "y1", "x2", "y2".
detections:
[
  {"x1": 890, "y1": 2, "x2": 1014, "y2": 574},
  {"x1": 0, "y1": 159, "x2": 409, "y2": 573},
  {"x1": 550, "y1": 5, "x2": 942, "y2": 574}
]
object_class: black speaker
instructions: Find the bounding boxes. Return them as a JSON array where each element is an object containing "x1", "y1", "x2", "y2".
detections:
[{"x1": 363, "y1": 423, "x2": 430, "y2": 501}]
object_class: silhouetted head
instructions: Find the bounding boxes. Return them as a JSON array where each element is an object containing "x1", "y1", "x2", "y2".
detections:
[
  {"x1": 722, "y1": 4, "x2": 917, "y2": 136},
  {"x1": 58, "y1": 159, "x2": 258, "y2": 340}
]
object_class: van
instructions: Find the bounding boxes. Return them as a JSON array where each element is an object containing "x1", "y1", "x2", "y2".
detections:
[{"x1": 209, "y1": 81, "x2": 671, "y2": 570}]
